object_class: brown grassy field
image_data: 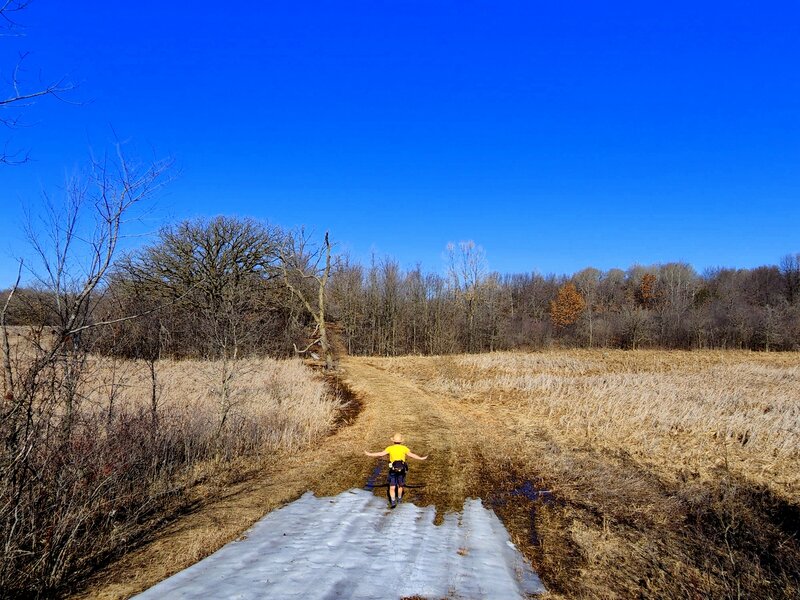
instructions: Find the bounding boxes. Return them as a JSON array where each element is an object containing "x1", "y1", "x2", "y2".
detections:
[
  {"x1": 72, "y1": 349, "x2": 800, "y2": 599},
  {"x1": 0, "y1": 340, "x2": 345, "y2": 598},
  {"x1": 83, "y1": 354, "x2": 343, "y2": 452},
  {"x1": 380, "y1": 350, "x2": 800, "y2": 497},
  {"x1": 373, "y1": 350, "x2": 800, "y2": 599}
]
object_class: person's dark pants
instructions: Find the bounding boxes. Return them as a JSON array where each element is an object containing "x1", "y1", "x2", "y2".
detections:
[{"x1": 388, "y1": 471, "x2": 406, "y2": 502}]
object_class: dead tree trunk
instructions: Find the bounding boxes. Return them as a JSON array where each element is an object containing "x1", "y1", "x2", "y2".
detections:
[{"x1": 280, "y1": 231, "x2": 334, "y2": 370}]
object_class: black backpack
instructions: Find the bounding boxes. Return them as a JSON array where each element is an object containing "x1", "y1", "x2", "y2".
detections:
[{"x1": 389, "y1": 460, "x2": 408, "y2": 474}]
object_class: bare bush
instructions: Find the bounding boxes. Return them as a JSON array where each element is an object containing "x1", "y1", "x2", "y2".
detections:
[
  {"x1": 0, "y1": 347, "x2": 340, "y2": 597},
  {"x1": 0, "y1": 146, "x2": 173, "y2": 597}
]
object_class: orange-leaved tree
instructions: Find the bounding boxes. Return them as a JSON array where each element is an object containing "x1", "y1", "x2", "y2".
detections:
[
  {"x1": 550, "y1": 282, "x2": 586, "y2": 329},
  {"x1": 636, "y1": 272, "x2": 660, "y2": 309}
]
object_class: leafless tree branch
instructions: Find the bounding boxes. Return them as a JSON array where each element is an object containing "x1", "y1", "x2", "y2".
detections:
[
  {"x1": 279, "y1": 230, "x2": 334, "y2": 368},
  {"x1": 1, "y1": 259, "x2": 22, "y2": 396},
  {"x1": 1, "y1": 4, "x2": 76, "y2": 164}
]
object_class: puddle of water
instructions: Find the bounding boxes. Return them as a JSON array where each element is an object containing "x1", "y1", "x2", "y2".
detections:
[{"x1": 489, "y1": 479, "x2": 556, "y2": 547}]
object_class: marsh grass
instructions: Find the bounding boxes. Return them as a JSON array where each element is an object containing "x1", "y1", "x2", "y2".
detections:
[
  {"x1": 387, "y1": 350, "x2": 800, "y2": 497},
  {"x1": 379, "y1": 350, "x2": 800, "y2": 599},
  {"x1": 0, "y1": 351, "x2": 342, "y2": 598},
  {"x1": 88, "y1": 356, "x2": 341, "y2": 454}
]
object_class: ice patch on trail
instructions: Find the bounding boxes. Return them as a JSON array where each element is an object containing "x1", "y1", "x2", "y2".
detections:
[{"x1": 134, "y1": 488, "x2": 545, "y2": 600}]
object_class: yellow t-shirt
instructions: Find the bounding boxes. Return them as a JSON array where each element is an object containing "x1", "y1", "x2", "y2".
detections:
[{"x1": 385, "y1": 444, "x2": 410, "y2": 463}]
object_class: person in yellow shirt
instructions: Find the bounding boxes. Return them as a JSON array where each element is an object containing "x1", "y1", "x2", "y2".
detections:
[{"x1": 364, "y1": 433, "x2": 427, "y2": 508}]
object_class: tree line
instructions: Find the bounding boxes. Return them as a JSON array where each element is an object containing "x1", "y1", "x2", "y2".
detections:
[
  {"x1": 331, "y1": 246, "x2": 800, "y2": 354},
  {"x1": 4, "y1": 219, "x2": 797, "y2": 358}
]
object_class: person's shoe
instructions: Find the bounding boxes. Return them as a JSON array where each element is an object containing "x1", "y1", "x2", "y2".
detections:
[{"x1": 389, "y1": 500, "x2": 397, "y2": 509}]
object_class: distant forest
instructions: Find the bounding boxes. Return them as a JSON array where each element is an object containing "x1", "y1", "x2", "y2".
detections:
[{"x1": 3, "y1": 216, "x2": 799, "y2": 357}]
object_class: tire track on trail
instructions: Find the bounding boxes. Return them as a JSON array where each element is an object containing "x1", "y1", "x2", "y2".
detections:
[{"x1": 339, "y1": 358, "x2": 481, "y2": 517}]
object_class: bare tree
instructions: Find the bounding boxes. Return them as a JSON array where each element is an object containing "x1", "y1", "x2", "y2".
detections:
[
  {"x1": 280, "y1": 230, "x2": 334, "y2": 370},
  {"x1": 0, "y1": 144, "x2": 170, "y2": 594},
  {"x1": 116, "y1": 216, "x2": 284, "y2": 358},
  {"x1": 780, "y1": 253, "x2": 800, "y2": 305},
  {"x1": 401, "y1": 265, "x2": 429, "y2": 354},
  {"x1": 573, "y1": 267, "x2": 601, "y2": 346},
  {"x1": 328, "y1": 256, "x2": 365, "y2": 355},
  {"x1": 446, "y1": 240, "x2": 488, "y2": 352},
  {"x1": 657, "y1": 263, "x2": 698, "y2": 347}
]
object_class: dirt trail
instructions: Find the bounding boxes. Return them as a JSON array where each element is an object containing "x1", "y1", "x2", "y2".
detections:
[
  {"x1": 75, "y1": 357, "x2": 490, "y2": 599},
  {"x1": 334, "y1": 358, "x2": 479, "y2": 515}
]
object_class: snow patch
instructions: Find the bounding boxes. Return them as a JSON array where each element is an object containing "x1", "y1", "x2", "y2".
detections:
[{"x1": 134, "y1": 488, "x2": 545, "y2": 599}]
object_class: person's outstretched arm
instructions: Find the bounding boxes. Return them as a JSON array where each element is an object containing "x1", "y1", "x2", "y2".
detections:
[
  {"x1": 364, "y1": 450, "x2": 389, "y2": 457},
  {"x1": 407, "y1": 452, "x2": 428, "y2": 460}
]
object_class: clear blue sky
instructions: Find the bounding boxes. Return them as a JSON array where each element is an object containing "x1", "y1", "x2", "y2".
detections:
[{"x1": 1, "y1": 1, "x2": 798, "y2": 286}]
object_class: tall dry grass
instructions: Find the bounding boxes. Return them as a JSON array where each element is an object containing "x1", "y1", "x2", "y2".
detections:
[
  {"x1": 88, "y1": 356, "x2": 341, "y2": 453},
  {"x1": 0, "y1": 352, "x2": 342, "y2": 598},
  {"x1": 377, "y1": 350, "x2": 800, "y2": 598},
  {"x1": 383, "y1": 350, "x2": 800, "y2": 498}
]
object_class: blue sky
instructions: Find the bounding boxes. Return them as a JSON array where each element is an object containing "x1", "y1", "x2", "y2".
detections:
[{"x1": 1, "y1": 1, "x2": 798, "y2": 286}]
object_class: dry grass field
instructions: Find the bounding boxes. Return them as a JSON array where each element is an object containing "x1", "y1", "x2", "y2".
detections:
[
  {"x1": 2, "y1": 328, "x2": 340, "y2": 455},
  {"x1": 84, "y1": 355, "x2": 343, "y2": 453},
  {"x1": 68, "y1": 349, "x2": 800, "y2": 599},
  {"x1": 381, "y1": 350, "x2": 800, "y2": 497},
  {"x1": 0, "y1": 336, "x2": 346, "y2": 598},
  {"x1": 371, "y1": 350, "x2": 800, "y2": 599}
]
